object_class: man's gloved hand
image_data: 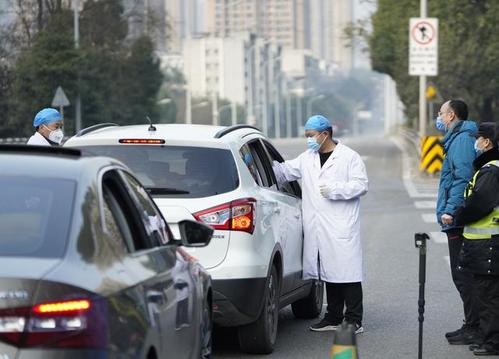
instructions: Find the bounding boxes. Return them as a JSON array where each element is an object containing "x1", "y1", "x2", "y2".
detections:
[{"x1": 319, "y1": 184, "x2": 332, "y2": 199}]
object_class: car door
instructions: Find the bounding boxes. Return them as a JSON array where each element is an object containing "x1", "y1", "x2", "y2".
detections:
[
  {"x1": 260, "y1": 140, "x2": 304, "y2": 293},
  {"x1": 118, "y1": 170, "x2": 197, "y2": 359},
  {"x1": 242, "y1": 139, "x2": 297, "y2": 295}
]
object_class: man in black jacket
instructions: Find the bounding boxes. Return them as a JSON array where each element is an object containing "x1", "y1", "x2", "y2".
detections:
[{"x1": 455, "y1": 122, "x2": 499, "y2": 356}]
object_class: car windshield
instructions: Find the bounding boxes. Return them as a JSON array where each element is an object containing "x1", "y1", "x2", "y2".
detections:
[
  {"x1": 0, "y1": 176, "x2": 76, "y2": 258},
  {"x1": 80, "y1": 145, "x2": 239, "y2": 198}
]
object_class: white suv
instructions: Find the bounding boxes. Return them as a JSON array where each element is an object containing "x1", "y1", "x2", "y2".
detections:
[{"x1": 65, "y1": 123, "x2": 323, "y2": 354}]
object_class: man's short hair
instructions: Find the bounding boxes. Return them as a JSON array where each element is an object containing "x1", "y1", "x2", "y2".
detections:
[
  {"x1": 448, "y1": 100, "x2": 468, "y2": 120},
  {"x1": 325, "y1": 127, "x2": 333, "y2": 138}
]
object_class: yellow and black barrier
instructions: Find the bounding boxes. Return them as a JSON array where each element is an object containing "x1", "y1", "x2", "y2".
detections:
[
  {"x1": 330, "y1": 323, "x2": 359, "y2": 359},
  {"x1": 419, "y1": 136, "x2": 444, "y2": 174}
]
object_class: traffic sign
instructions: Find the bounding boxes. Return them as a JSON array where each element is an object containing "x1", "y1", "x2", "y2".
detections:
[
  {"x1": 51, "y1": 86, "x2": 70, "y2": 107},
  {"x1": 409, "y1": 18, "x2": 438, "y2": 76},
  {"x1": 425, "y1": 85, "x2": 437, "y2": 100}
]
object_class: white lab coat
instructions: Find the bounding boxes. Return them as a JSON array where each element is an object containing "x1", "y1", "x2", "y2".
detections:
[
  {"x1": 27, "y1": 132, "x2": 51, "y2": 146},
  {"x1": 273, "y1": 142, "x2": 368, "y2": 283}
]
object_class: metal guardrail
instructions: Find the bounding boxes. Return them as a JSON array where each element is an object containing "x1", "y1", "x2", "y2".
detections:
[{"x1": 398, "y1": 127, "x2": 421, "y2": 156}]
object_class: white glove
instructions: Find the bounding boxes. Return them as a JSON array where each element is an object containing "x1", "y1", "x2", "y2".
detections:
[{"x1": 319, "y1": 185, "x2": 332, "y2": 199}]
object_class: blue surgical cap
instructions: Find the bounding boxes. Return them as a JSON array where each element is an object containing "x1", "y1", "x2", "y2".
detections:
[
  {"x1": 304, "y1": 115, "x2": 331, "y2": 132},
  {"x1": 33, "y1": 108, "x2": 63, "y2": 127}
]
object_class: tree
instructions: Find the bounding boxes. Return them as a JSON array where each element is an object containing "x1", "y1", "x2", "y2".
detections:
[
  {"x1": 8, "y1": 9, "x2": 78, "y2": 135},
  {"x1": 369, "y1": 0, "x2": 499, "y2": 124}
]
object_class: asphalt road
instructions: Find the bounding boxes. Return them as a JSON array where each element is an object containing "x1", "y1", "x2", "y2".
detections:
[{"x1": 213, "y1": 133, "x2": 482, "y2": 359}]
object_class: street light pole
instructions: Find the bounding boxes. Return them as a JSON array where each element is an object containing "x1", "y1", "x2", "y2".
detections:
[
  {"x1": 74, "y1": 0, "x2": 81, "y2": 132},
  {"x1": 306, "y1": 94, "x2": 325, "y2": 120},
  {"x1": 286, "y1": 91, "x2": 292, "y2": 138},
  {"x1": 419, "y1": 0, "x2": 427, "y2": 137}
]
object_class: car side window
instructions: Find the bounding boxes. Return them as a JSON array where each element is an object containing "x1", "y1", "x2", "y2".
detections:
[
  {"x1": 240, "y1": 144, "x2": 263, "y2": 185},
  {"x1": 246, "y1": 140, "x2": 276, "y2": 188},
  {"x1": 262, "y1": 141, "x2": 302, "y2": 198},
  {"x1": 101, "y1": 170, "x2": 151, "y2": 252},
  {"x1": 120, "y1": 171, "x2": 172, "y2": 248}
]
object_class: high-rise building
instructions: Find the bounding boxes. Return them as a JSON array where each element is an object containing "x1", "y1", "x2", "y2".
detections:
[
  {"x1": 183, "y1": 33, "x2": 282, "y2": 132},
  {"x1": 166, "y1": 0, "x2": 205, "y2": 53},
  {"x1": 206, "y1": 0, "x2": 307, "y2": 50}
]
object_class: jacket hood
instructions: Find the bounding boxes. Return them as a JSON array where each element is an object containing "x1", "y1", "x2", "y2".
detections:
[{"x1": 442, "y1": 120, "x2": 478, "y2": 150}]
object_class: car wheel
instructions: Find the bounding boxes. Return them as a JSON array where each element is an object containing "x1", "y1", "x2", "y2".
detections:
[
  {"x1": 238, "y1": 266, "x2": 279, "y2": 354},
  {"x1": 291, "y1": 280, "x2": 324, "y2": 319},
  {"x1": 200, "y1": 295, "x2": 212, "y2": 359}
]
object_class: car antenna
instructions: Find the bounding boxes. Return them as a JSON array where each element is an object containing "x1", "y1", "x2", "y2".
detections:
[{"x1": 146, "y1": 116, "x2": 156, "y2": 132}]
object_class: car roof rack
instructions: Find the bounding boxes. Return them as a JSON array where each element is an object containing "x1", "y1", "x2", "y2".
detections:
[
  {"x1": 76, "y1": 123, "x2": 119, "y2": 137},
  {"x1": 214, "y1": 125, "x2": 261, "y2": 139},
  {"x1": 0, "y1": 144, "x2": 81, "y2": 157}
]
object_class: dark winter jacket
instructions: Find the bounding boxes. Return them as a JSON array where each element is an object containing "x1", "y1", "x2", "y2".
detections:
[
  {"x1": 436, "y1": 120, "x2": 477, "y2": 231},
  {"x1": 457, "y1": 147, "x2": 499, "y2": 275}
]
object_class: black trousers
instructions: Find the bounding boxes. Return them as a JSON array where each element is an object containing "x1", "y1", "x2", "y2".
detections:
[
  {"x1": 475, "y1": 274, "x2": 499, "y2": 349},
  {"x1": 447, "y1": 228, "x2": 480, "y2": 327},
  {"x1": 325, "y1": 282, "x2": 363, "y2": 325}
]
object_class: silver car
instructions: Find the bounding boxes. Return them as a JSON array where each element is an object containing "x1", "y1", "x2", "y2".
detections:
[{"x1": 0, "y1": 145, "x2": 213, "y2": 359}]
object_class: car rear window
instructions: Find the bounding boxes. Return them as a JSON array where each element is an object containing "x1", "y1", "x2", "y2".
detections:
[
  {"x1": 0, "y1": 177, "x2": 76, "y2": 258},
  {"x1": 80, "y1": 145, "x2": 239, "y2": 198}
]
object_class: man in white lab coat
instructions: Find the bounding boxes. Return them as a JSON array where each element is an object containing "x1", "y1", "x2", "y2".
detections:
[
  {"x1": 27, "y1": 108, "x2": 64, "y2": 146},
  {"x1": 273, "y1": 115, "x2": 368, "y2": 334}
]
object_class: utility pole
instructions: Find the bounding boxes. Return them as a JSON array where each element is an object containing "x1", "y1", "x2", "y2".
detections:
[
  {"x1": 231, "y1": 101, "x2": 237, "y2": 126},
  {"x1": 419, "y1": 0, "x2": 427, "y2": 137},
  {"x1": 212, "y1": 92, "x2": 218, "y2": 126},
  {"x1": 74, "y1": 0, "x2": 81, "y2": 132}
]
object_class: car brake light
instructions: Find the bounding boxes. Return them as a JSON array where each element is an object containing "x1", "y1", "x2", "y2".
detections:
[
  {"x1": 119, "y1": 139, "x2": 165, "y2": 144},
  {"x1": 194, "y1": 198, "x2": 256, "y2": 234},
  {"x1": 0, "y1": 298, "x2": 107, "y2": 349}
]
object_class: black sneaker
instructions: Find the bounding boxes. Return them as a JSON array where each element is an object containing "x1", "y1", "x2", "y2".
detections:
[
  {"x1": 309, "y1": 318, "x2": 341, "y2": 332},
  {"x1": 448, "y1": 327, "x2": 482, "y2": 345},
  {"x1": 473, "y1": 344, "x2": 499, "y2": 356},
  {"x1": 446, "y1": 322, "x2": 471, "y2": 338}
]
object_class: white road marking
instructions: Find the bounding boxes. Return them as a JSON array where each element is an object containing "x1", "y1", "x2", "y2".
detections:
[
  {"x1": 414, "y1": 200, "x2": 436, "y2": 209},
  {"x1": 422, "y1": 213, "x2": 436, "y2": 223},
  {"x1": 391, "y1": 137, "x2": 438, "y2": 199},
  {"x1": 430, "y1": 231, "x2": 447, "y2": 244}
]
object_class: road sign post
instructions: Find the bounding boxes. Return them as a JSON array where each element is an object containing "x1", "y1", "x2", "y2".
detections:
[
  {"x1": 409, "y1": 12, "x2": 438, "y2": 138},
  {"x1": 51, "y1": 86, "x2": 71, "y2": 118}
]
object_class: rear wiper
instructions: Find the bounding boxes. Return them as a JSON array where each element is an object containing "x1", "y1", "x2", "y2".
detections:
[{"x1": 146, "y1": 187, "x2": 190, "y2": 195}]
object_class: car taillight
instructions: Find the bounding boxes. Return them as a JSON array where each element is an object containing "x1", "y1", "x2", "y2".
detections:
[
  {"x1": 0, "y1": 298, "x2": 107, "y2": 349},
  {"x1": 194, "y1": 198, "x2": 256, "y2": 234}
]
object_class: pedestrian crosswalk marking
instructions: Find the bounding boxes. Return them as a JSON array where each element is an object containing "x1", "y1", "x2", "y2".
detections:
[
  {"x1": 430, "y1": 231, "x2": 447, "y2": 244},
  {"x1": 422, "y1": 213, "x2": 436, "y2": 223},
  {"x1": 414, "y1": 201, "x2": 436, "y2": 209}
]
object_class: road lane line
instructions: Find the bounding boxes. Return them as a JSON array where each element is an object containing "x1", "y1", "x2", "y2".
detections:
[
  {"x1": 415, "y1": 200, "x2": 436, "y2": 209},
  {"x1": 430, "y1": 231, "x2": 447, "y2": 244},
  {"x1": 422, "y1": 213, "x2": 436, "y2": 223}
]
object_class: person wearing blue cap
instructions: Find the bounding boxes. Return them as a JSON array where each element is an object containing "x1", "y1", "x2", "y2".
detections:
[
  {"x1": 272, "y1": 115, "x2": 368, "y2": 334},
  {"x1": 27, "y1": 108, "x2": 64, "y2": 146}
]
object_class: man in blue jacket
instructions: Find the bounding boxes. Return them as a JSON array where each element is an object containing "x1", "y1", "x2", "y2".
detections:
[{"x1": 435, "y1": 99, "x2": 480, "y2": 345}]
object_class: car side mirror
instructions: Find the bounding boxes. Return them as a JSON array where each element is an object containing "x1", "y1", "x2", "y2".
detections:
[{"x1": 178, "y1": 220, "x2": 213, "y2": 247}]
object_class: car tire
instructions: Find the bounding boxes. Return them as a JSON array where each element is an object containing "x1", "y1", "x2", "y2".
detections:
[
  {"x1": 200, "y1": 295, "x2": 213, "y2": 359},
  {"x1": 291, "y1": 280, "x2": 324, "y2": 319},
  {"x1": 238, "y1": 266, "x2": 279, "y2": 354}
]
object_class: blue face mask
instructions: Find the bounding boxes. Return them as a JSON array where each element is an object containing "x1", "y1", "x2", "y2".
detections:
[
  {"x1": 474, "y1": 140, "x2": 483, "y2": 155},
  {"x1": 435, "y1": 116, "x2": 446, "y2": 133},
  {"x1": 307, "y1": 134, "x2": 326, "y2": 152}
]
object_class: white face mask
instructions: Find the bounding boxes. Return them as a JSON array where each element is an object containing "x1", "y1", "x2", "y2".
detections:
[{"x1": 45, "y1": 126, "x2": 64, "y2": 144}]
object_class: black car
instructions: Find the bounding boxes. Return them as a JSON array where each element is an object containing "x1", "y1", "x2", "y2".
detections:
[{"x1": 0, "y1": 145, "x2": 213, "y2": 359}]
